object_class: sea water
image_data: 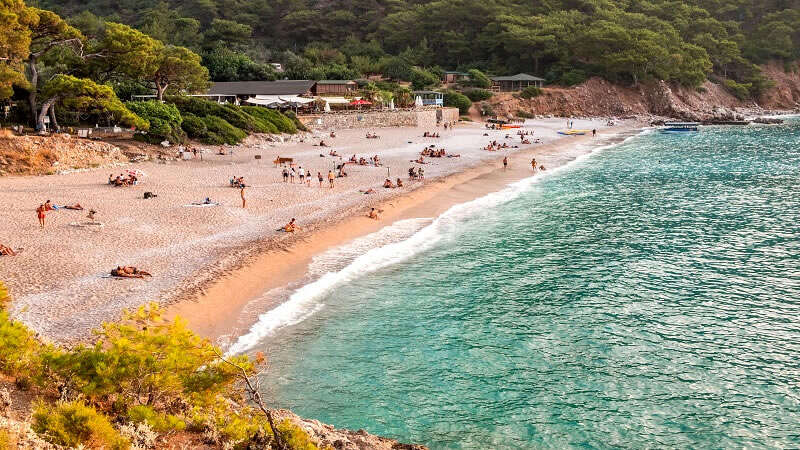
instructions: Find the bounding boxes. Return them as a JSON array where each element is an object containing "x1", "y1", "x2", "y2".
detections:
[{"x1": 247, "y1": 121, "x2": 800, "y2": 448}]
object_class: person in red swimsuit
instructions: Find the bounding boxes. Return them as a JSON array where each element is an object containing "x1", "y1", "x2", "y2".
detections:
[{"x1": 36, "y1": 204, "x2": 46, "y2": 228}]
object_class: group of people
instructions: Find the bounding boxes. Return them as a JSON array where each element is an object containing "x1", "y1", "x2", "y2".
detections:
[
  {"x1": 483, "y1": 140, "x2": 513, "y2": 151},
  {"x1": 383, "y1": 178, "x2": 404, "y2": 188},
  {"x1": 365, "y1": 132, "x2": 380, "y2": 139},
  {"x1": 422, "y1": 131, "x2": 441, "y2": 138},
  {"x1": 349, "y1": 154, "x2": 382, "y2": 166},
  {"x1": 420, "y1": 146, "x2": 459, "y2": 158},
  {"x1": 108, "y1": 171, "x2": 139, "y2": 186},
  {"x1": 229, "y1": 176, "x2": 246, "y2": 188},
  {"x1": 408, "y1": 167, "x2": 425, "y2": 180}
]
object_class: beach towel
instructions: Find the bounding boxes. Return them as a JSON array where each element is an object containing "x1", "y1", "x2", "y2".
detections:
[{"x1": 70, "y1": 222, "x2": 105, "y2": 228}]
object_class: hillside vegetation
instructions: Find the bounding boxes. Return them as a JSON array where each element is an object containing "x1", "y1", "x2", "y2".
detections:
[{"x1": 32, "y1": 0, "x2": 800, "y2": 97}]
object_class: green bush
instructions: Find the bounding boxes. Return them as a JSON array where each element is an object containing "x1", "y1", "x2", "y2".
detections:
[
  {"x1": 443, "y1": 90, "x2": 472, "y2": 114},
  {"x1": 410, "y1": 67, "x2": 440, "y2": 90},
  {"x1": 0, "y1": 283, "x2": 42, "y2": 379},
  {"x1": 126, "y1": 101, "x2": 186, "y2": 144},
  {"x1": 180, "y1": 113, "x2": 209, "y2": 138},
  {"x1": 516, "y1": 110, "x2": 534, "y2": 119},
  {"x1": 723, "y1": 79, "x2": 751, "y2": 100},
  {"x1": 466, "y1": 69, "x2": 492, "y2": 89},
  {"x1": 240, "y1": 106, "x2": 296, "y2": 134},
  {"x1": 283, "y1": 110, "x2": 308, "y2": 132},
  {"x1": 0, "y1": 428, "x2": 14, "y2": 449},
  {"x1": 279, "y1": 420, "x2": 319, "y2": 450},
  {"x1": 559, "y1": 69, "x2": 587, "y2": 86},
  {"x1": 128, "y1": 405, "x2": 186, "y2": 433},
  {"x1": 463, "y1": 88, "x2": 493, "y2": 101},
  {"x1": 202, "y1": 115, "x2": 247, "y2": 145},
  {"x1": 32, "y1": 401, "x2": 130, "y2": 450},
  {"x1": 167, "y1": 96, "x2": 271, "y2": 133},
  {"x1": 520, "y1": 86, "x2": 543, "y2": 99}
]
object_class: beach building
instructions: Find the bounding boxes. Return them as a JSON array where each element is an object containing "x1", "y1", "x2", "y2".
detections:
[
  {"x1": 412, "y1": 91, "x2": 444, "y2": 106},
  {"x1": 208, "y1": 80, "x2": 317, "y2": 102},
  {"x1": 313, "y1": 80, "x2": 358, "y2": 96},
  {"x1": 443, "y1": 71, "x2": 470, "y2": 84},
  {"x1": 490, "y1": 73, "x2": 545, "y2": 92}
]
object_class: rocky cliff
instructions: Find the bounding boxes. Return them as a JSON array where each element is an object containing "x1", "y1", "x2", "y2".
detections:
[{"x1": 486, "y1": 63, "x2": 800, "y2": 121}]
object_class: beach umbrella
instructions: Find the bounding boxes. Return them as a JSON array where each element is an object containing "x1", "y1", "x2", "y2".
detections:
[
  {"x1": 324, "y1": 101, "x2": 331, "y2": 113},
  {"x1": 415, "y1": 96, "x2": 423, "y2": 107}
]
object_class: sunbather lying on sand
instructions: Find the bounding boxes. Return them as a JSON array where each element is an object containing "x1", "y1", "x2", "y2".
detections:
[
  {"x1": 63, "y1": 204, "x2": 84, "y2": 210},
  {"x1": 0, "y1": 244, "x2": 18, "y2": 256},
  {"x1": 360, "y1": 188, "x2": 376, "y2": 194},
  {"x1": 111, "y1": 266, "x2": 152, "y2": 278}
]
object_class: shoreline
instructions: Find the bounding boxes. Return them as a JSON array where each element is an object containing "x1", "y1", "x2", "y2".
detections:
[{"x1": 166, "y1": 123, "x2": 645, "y2": 347}]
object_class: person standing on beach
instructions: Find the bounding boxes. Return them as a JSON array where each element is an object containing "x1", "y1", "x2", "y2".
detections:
[
  {"x1": 328, "y1": 170, "x2": 335, "y2": 188},
  {"x1": 531, "y1": 158, "x2": 537, "y2": 171},
  {"x1": 36, "y1": 204, "x2": 46, "y2": 228},
  {"x1": 298, "y1": 166, "x2": 305, "y2": 184},
  {"x1": 282, "y1": 167, "x2": 289, "y2": 182},
  {"x1": 240, "y1": 185, "x2": 246, "y2": 208},
  {"x1": 503, "y1": 156, "x2": 508, "y2": 170},
  {"x1": 318, "y1": 172, "x2": 323, "y2": 187},
  {"x1": 290, "y1": 167, "x2": 296, "y2": 183},
  {"x1": 592, "y1": 129, "x2": 597, "y2": 137}
]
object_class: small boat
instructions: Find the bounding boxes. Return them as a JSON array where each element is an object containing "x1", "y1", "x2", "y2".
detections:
[
  {"x1": 557, "y1": 129, "x2": 588, "y2": 136},
  {"x1": 661, "y1": 122, "x2": 699, "y2": 132}
]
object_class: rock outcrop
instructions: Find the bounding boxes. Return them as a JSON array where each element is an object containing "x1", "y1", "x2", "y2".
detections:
[{"x1": 275, "y1": 409, "x2": 428, "y2": 450}]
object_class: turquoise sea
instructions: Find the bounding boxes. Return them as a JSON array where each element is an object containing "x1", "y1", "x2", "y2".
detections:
[{"x1": 247, "y1": 121, "x2": 800, "y2": 448}]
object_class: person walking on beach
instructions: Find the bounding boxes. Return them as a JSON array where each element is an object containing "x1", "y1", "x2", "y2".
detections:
[
  {"x1": 503, "y1": 156, "x2": 508, "y2": 171},
  {"x1": 240, "y1": 185, "x2": 246, "y2": 208},
  {"x1": 328, "y1": 170, "x2": 335, "y2": 188},
  {"x1": 282, "y1": 167, "x2": 289, "y2": 183},
  {"x1": 290, "y1": 167, "x2": 296, "y2": 183},
  {"x1": 531, "y1": 158, "x2": 537, "y2": 171},
  {"x1": 592, "y1": 129, "x2": 597, "y2": 137},
  {"x1": 318, "y1": 172, "x2": 323, "y2": 187},
  {"x1": 36, "y1": 204, "x2": 46, "y2": 228},
  {"x1": 298, "y1": 166, "x2": 305, "y2": 183}
]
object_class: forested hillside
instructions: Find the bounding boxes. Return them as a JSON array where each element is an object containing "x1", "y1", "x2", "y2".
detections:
[{"x1": 31, "y1": 0, "x2": 800, "y2": 95}]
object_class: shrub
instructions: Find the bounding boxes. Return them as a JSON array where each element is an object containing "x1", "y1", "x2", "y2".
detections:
[
  {"x1": 0, "y1": 283, "x2": 42, "y2": 379},
  {"x1": 201, "y1": 116, "x2": 246, "y2": 144},
  {"x1": 520, "y1": 86, "x2": 543, "y2": 99},
  {"x1": 466, "y1": 69, "x2": 492, "y2": 89},
  {"x1": 480, "y1": 102, "x2": 495, "y2": 116},
  {"x1": 516, "y1": 110, "x2": 535, "y2": 119},
  {"x1": 443, "y1": 90, "x2": 472, "y2": 114},
  {"x1": 278, "y1": 420, "x2": 319, "y2": 450},
  {"x1": 167, "y1": 96, "x2": 271, "y2": 134},
  {"x1": 723, "y1": 79, "x2": 751, "y2": 100},
  {"x1": 410, "y1": 67, "x2": 440, "y2": 90},
  {"x1": 283, "y1": 110, "x2": 308, "y2": 132},
  {"x1": 463, "y1": 88, "x2": 493, "y2": 101},
  {"x1": 240, "y1": 106, "x2": 297, "y2": 134},
  {"x1": 180, "y1": 113, "x2": 209, "y2": 139},
  {"x1": 128, "y1": 405, "x2": 186, "y2": 433},
  {"x1": 126, "y1": 101, "x2": 186, "y2": 144},
  {"x1": 32, "y1": 401, "x2": 130, "y2": 450},
  {"x1": 559, "y1": 69, "x2": 587, "y2": 86},
  {"x1": 0, "y1": 429, "x2": 14, "y2": 449}
]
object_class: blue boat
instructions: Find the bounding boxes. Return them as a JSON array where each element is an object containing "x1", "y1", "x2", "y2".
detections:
[{"x1": 661, "y1": 122, "x2": 699, "y2": 133}]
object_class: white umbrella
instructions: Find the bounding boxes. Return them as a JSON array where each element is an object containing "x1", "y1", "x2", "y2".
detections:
[
  {"x1": 324, "y1": 101, "x2": 331, "y2": 113},
  {"x1": 415, "y1": 96, "x2": 423, "y2": 107},
  {"x1": 389, "y1": 99, "x2": 395, "y2": 110}
]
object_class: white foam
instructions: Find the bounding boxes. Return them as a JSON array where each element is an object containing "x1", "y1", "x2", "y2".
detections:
[{"x1": 226, "y1": 132, "x2": 641, "y2": 354}]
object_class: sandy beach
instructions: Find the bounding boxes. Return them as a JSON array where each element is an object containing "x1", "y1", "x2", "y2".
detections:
[{"x1": 0, "y1": 117, "x2": 640, "y2": 342}]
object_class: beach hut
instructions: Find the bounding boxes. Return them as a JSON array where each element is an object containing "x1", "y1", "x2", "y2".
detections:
[
  {"x1": 412, "y1": 91, "x2": 444, "y2": 106},
  {"x1": 490, "y1": 74, "x2": 545, "y2": 92}
]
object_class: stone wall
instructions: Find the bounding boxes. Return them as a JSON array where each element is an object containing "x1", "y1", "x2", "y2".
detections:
[{"x1": 299, "y1": 108, "x2": 460, "y2": 131}]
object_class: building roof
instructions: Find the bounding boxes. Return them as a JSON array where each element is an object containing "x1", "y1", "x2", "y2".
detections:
[
  {"x1": 208, "y1": 80, "x2": 316, "y2": 96},
  {"x1": 316, "y1": 80, "x2": 357, "y2": 85},
  {"x1": 491, "y1": 73, "x2": 545, "y2": 82},
  {"x1": 444, "y1": 71, "x2": 469, "y2": 75},
  {"x1": 411, "y1": 90, "x2": 443, "y2": 95}
]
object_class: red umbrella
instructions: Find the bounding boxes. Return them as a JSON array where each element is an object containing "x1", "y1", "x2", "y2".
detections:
[{"x1": 349, "y1": 99, "x2": 372, "y2": 106}]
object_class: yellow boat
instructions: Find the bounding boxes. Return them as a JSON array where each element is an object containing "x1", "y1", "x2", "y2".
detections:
[{"x1": 557, "y1": 129, "x2": 590, "y2": 136}]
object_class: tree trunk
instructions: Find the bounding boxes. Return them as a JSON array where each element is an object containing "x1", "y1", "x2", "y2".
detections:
[
  {"x1": 49, "y1": 104, "x2": 60, "y2": 132},
  {"x1": 156, "y1": 83, "x2": 168, "y2": 101},
  {"x1": 28, "y1": 56, "x2": 40, "y2": 130},
  {"x1": 37, "y1": 97, "x2": 58, "y2": 132}
]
